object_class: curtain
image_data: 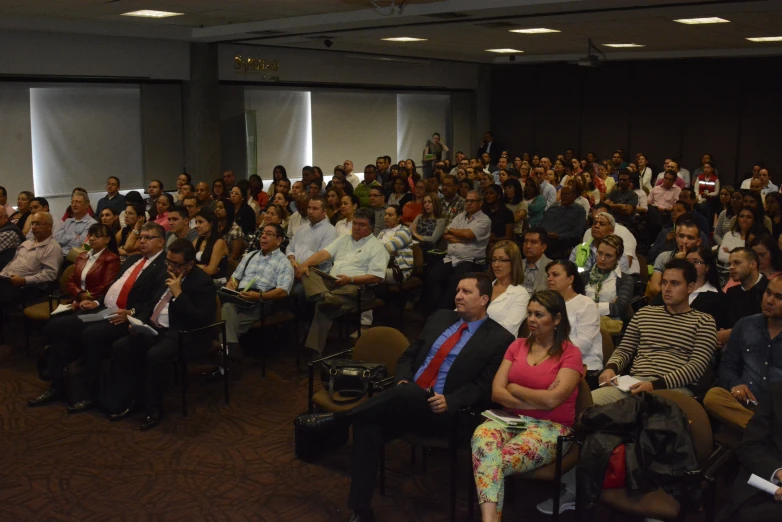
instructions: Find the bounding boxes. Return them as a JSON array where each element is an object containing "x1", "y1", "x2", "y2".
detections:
[
  {"x1": 245, "y1": 89, "x2": 312, "y2": 181},
  {"x1": 0, "y1": 83, "x2": 33, "y2": 201},
  {"x1": 30, "y1": 85, "x2": 143, "y2": 197}
]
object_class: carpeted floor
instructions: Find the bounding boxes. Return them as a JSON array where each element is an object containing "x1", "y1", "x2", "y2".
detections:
[{"x1": 0, "y1": 313, "x2": 726, "y2": 521}]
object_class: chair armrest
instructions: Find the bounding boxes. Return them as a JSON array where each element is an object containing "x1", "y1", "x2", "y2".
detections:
[{"x1": 179, "y1": 321, "x2": 226, "y2": 336}]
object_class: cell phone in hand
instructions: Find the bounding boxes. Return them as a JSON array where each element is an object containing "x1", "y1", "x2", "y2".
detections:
[{"x1": 426, "y1": 387, "x2": 436, "y2": 398}]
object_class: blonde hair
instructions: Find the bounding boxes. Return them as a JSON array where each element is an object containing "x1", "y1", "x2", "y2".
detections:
[{"x1": 598, "y1": 234, "x2": 625, "y2": 262}]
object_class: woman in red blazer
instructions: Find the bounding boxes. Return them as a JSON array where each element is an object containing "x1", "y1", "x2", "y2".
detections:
[{"x1": 66, "y1": 223, "x2": 121, "y2": 304}]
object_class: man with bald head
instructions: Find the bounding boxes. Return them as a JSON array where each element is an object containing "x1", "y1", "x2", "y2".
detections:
[
  {"x1": 195, "y1": 182, "x2": 216, "y2": 213},
  {"x1": 0, "y1": 211, "x2": 62, "y2": 309}
]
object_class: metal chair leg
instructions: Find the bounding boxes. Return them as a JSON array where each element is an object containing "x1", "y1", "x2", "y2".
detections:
[{"x1": 378, "y1": 445, "x2": 386, "y2": 496}]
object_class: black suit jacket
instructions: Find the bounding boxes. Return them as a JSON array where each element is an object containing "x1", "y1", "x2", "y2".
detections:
[
  {"x1": 720, "y1": 382, "x2": 782, "y2": 520},
  {"x1": 165, "y1": 266, "x2": 217, "y2": 332},
  {"x1": 477, "y1": 140, "x2": 504, "y2": 167},
  {"x1": 99, "y1": 252, "x2": 168, "y2": 320},
  {"x1": 394, "y1": 309, "x2": 514, "y2": 411}
]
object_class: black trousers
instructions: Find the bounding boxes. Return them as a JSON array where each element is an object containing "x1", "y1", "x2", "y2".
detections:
[
  {"x1": 0, "y1": 279, "x2": 47, "y2": 309},
  {"x1": 109, "y1": 330, "x2": 181, "y2": 414},
  {"x1": 424, "y1": 259, "x2": 477, "y2": 311},
  {"x1": 731, "y1": 492, "x2": 782, "y2": 522},
  {"x1": 45, "y1": 311, "x2": 130, "y2": 398},
  {"x1": 346, "y1": 383, "x2": 452, "y2": 511}
]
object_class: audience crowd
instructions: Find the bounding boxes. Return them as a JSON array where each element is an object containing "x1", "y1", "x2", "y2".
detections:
[{"x1": 2, "y1": 134, "x2": 782, "y2": 522}]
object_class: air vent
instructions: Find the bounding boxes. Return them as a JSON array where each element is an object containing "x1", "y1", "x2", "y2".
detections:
[
  {"x1": 423, "y1": 12, "x2": 470, "y2": 20},
  {"x1": 246, "y1": 30, "x2": 288, "y2": 36},
  {"x1": 474, "y1": 21, "x2": 520, "y2": 29}
]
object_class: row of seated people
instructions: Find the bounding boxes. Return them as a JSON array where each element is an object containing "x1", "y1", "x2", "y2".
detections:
[{"x1": 296, "y1": 260, "x2": 782, "y2": 522}]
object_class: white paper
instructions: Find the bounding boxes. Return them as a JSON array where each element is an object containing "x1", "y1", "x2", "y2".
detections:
[
  {"x1": 748, "y1": 474, "x2": 780, "y2": 495},
  {"x1": 77, "y1": 307, "x2": 118, "y2": 323},
  {"x1": 127, "y1": 316, "x2": 158, "y2": 338},
  {"x1": 50, "y1": 304, "x2": 73, "y2": 316},
  {"x1": 615, "y1": 375, "x2": 644, "y2": 392}
]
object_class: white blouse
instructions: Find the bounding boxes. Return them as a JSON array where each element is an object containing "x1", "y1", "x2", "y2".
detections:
[
  {"x1": 487, "y1": 282, "x2": 530, "y2": 336},
  {"x1": 565, "y1": 294, "x2": 603, "y2": 371},
  {"x1": 718, "y1": 231, "x2": 746, "y2": 264},
  {"x1": 584, "y1": 266, "x2": 620, "y2": 317}
]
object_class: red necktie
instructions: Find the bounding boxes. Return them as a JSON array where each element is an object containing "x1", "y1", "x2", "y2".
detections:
[
  {"x1": 115, "y1": 258, "x2": 146, "y2": 310},
  {"x1": 150, "y1": 290, "x2": 172, "y2": 328},
  {"x1": 415, "y1": 322, "x2": 469, "y2": 390}
]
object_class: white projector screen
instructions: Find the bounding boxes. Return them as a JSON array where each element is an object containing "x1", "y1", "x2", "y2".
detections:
[
  {"x1": 397, "y1": 93, "x2": 451, "y2": 166},
  {"x1": 30, "y1": 85, "x2": 143, "y2": 197}
]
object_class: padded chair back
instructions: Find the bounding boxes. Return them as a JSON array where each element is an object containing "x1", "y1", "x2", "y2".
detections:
[
  {"x1": 518, "y1": 319, "x2": 529, "y2": 338},
  {"x1": 637, "y1": 255, "x2": 649, "y2": 287},
  {"x1": 227, "y1": 258, "x2": 239, "y2": 278},
  {"x1": 575, "y1": 378, "x2": 593, "y2": 418},
  {"x1": 601, "y1": 329, "x2": 615, "y2": 365},
  {"x1": 60, "y1": 265, "x2": 76, "y2": 295},
  {"x1": 410, "y1": 244, "x2": 425, "y2": 277},
  {"x1": 650, "y1": 390, "x2": 713, "y2": 467},
  {"x1": 353, "y1": 326, "x2": 409, "y2": 376}
]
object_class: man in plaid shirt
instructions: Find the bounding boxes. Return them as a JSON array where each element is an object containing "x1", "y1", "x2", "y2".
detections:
[{"x1": 0, "y1": 206, "x2": 24, "y2": 270}]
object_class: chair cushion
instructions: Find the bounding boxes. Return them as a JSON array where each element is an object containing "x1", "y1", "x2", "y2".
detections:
[
  {"x1": 250, "y1": 311, "x2": 295, "y2": 329},
  {"x1": 311, "y1": 389, "x2": 367, "y2": 413},
  {"x1": 23, "y1": 301, "x2": 60, "y2": 321},
  {"x1": 599, "y1": 487, "x2": 680, "y2": 519}
]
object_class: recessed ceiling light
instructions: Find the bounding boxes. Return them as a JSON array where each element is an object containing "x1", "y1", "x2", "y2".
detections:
[
  {"x1": 747, "y1": 36, "x2": 782, "y2": 42},
  {"x1": 509, "y1": 28, "x2": 560, "y2": 34},
  {"x1": 674, "y1": 17, "x2": 730, "y2": 24},
  {"x1": 486, "y1": 48, "x2": 524, "y2": 53},
  {"x1": 382, "y1": 37, "x2": 427, "y2": 42},
  {"x1": 603, "y1": 43, "x2": 646, "y2": 48},
  {"x1": 121, "y1": 10, "x2": 183, "y2": 18}
]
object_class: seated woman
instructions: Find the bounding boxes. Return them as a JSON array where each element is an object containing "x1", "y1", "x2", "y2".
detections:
[
  {"x1": 546, "y1": 260, "x2": 603, "y2": 389},
  {"x1": 192, "y1": 209, "x2": 229, "y2": 282},
  {"x1": 335, "y1": 194, "x2": 359, "y2": 236},
  {"x1": 116, "y1": 202, "x2": 145, "y2": 259},
  {"x1": 212, "y1": 178, "x2": 227, "y2": 203},
  {"x1": 718, "y1": 207, "x2": 762, "y2": 283},
  {"x1": 580, "y1": 234, "x2": 634, "y2": 322},
  {"x1": 502, "y1": 179, "x2": 527, "y2": 243},
  {"x1": 100, "y1": 207, "x2": 121, "y2": 236},
  {"x1": 215, "y1": 199, "x2": 244, "y2": 262},
  {"x1": 66, "y1": 223, "x2": 121, "y2": 304},
  {"x1": 233, "y1": 180, "x2": 258, "y2": 233},
  {"x1": 11, "y1": 191, "x2": 33, "y2": 234},
  {"x1": 472, "y1": 290, "x2": 583, "y2": 522},
  {"x1": 487, "y1": 241, "x2": 530, "y2": 336},
  {"x1": 386, "y1": 175, "x2": 412, "y2": 207},
  {"x1": 524, "y1": 178, "x2": 546, "y2": 228},
  {"x1": 249, "y1": 174, "x2": 269, "y2": 213},
  {"x1": 483, "y1": 184, "x2": 514, "y2": 253},
  {"x1": 401, "y1": 180, "x2": 426, "y2": 227},
  {"x1": 153, "y1": 193, "x2": 175, "y2": 232},
  {"x1": 411, "y1": 193, "x2": 445, "y2": 251},
  {"x1": 325, "y1": 187, "x2": 344, "y2": 226}
]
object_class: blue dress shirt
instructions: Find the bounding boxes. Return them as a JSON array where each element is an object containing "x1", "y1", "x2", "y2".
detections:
[{"x1": 413, "y1": 317, "x2": 487, "y2": 394}]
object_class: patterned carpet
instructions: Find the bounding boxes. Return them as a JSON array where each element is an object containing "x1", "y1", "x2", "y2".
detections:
[{"x1": 0, "y1": 313, "x2": 724, "y2": 522}]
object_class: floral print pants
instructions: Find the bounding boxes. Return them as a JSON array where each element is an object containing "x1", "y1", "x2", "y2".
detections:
[{"x1": 471, "y1": 417, "x2": 571, "y2": 519}]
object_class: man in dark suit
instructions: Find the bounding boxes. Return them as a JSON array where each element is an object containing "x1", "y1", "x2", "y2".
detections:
[
  {"x1": 477, "y1": 131, "x2": 504, "y2": 168},
  {"x1": 719, "y1": 381, "x2": 782, "y2": 521},
  {"x1": 105, "y1": 239, "x2": 217, "y2": 430},
  {"x1": 28, "y1": 222, "x2": 168, "y2": 411},
  {"x1": 296, "y1": 272, "x2": 515, "y2": 522}
]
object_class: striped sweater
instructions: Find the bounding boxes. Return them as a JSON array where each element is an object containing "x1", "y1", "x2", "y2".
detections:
[
  {"x1": 606, "y1": 305, "x2": 717, "y2": 390},
  {"x1": 377, "y1": 224, "x2": 414, "y2": 280}
]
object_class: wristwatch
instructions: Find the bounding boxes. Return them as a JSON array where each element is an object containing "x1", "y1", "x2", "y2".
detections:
[{"x1": 133, "y1": 229, "x2": 140, "y2": 236}]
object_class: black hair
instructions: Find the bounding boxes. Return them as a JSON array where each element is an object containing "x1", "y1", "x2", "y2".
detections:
[
  {"x1": 31, "y1": 196, "x2": 50, "y2": 209},
  {"x1": 157, "y1": 192, "x2": 175, "y2": 209},
  {"x1": 458, "y1": 272, "x2": 493, "y2": 305},
  {"x1": 87, "y1": 223, "x2": 119, "y2": 255},
  {"x1": 124, "y1": 190, "x2": 144, "y2": 204},
  {"x1": 749, "y1": 233, "x2": 782, "y2": 273},
  {"x1": 527, "y1": 290, "x2": 571, "y2": 359},
  {"x1": 525, "y1": 226, "x2": 549, "y2": 245},
  {"x1": 168, "y1": 238, "x2": 196, "y2": 264},
  {"x1": 263, "y1": 222, "x2": 286, "y2": 241},
  {"x1": 107, "y1": 176, "x2": 120, "y2": 186},
  {"x1": 179, "y1": 172, "x2": 192, "y2": 184},
  {"x1": 387, "y1": 204, "x2": 402, "y2": 217},
  {"x1": 686, "y1": 244, "x2": 720, "y2": 288},
  {"x1": 169, "y1": 206, "x2": 189, "y2": 221},
  {"x1": 354, "y1": 207, "x2": 375, "y2": 226},
  {"x1": 150, "y1": 179, "x2": 164, "y2": 191},
  {"x1": 663, "y1": 258, "x2": 697, "y2": 285},
  {"x1": 502, "y1": 179, "x2": 523, "y2": 204},
  {"x1": 731, "y1": 246, "x2": 760, "y2": 266},
  {"x1": 545, "y1": 259, "x2": 586, "y2": 295}
]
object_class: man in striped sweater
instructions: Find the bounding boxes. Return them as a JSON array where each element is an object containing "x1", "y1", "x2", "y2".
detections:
[{"x1": 594, "y1": 257, "x2": 717, "y2": 405}]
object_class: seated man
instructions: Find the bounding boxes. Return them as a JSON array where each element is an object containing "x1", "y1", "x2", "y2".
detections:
[
  {"x1": 95, "y1": 176, "x2": 126, "y2": 216},
  {"x1": 296, "y1": 208, "x2": 389, "y2": 354},
  {"x1": 221, "y1": 223, "x2": 293, "y2": 360},
  {"x1": 0, "y1": 212, "x2": 61, "y2": 310},
  {"x1": 719, "y1": 381, "x2": 782, "y2": 522},
  {"x1": 28, "y1": 223, "x2": 168, "y2": 410},
  {"x1": 286, "y1": 196, "x2": 338, "y2": 304},
  {"x1": 596, "y1": 259, "x2": 716, "y2": 404},
  {"x1": 704, "y1": 276, "x2": 782, "y2": 431},
  {"x1": 182, "y1": 196, "x2": 199, "y2": 229},
  {"x1": 540, "y1": 185, "x2": 587, "y2": 258},
  {"x1": 647, "y1": 170, "x2": 682, "y2": 237},
  {"x1": 425, "y1": 191, "x2": 491, "y2": 310},
  {"x1": 54, "y1": 190, "x2": 97, "y2": 257},
  {"x1": 604, "y1": 169, "x2": 638, "y2": 229},
  {"x1": 287, "y1": 192, "x2": 310, "y2": 240},
  {"x1": 103, "y1": 239, "x2": 217, "y2": 430},
  {"x1": 195, "y1": 182, "x2": 216, "y2": 213},
  {"x1": 716, "y1": 248, "x2": 769, "y2": 348},
  {"x1": 296, "y1": 273, "x2": 515, "y2": 522},
  {"x1": 368, "y1": 187, "x2": 387, "y2": 236},
  {"x1": 522, "y1": 227, "x2": 552, "y2": 294},
  {"x1": 165, "y1": 207, "x2": 197, "y2": 249},
  {"x1": 647, "y1": 219, "x2": 702, "y2": 296},
  {"x1": 0, "y1": 205, "x2": 24, "y2": 271},
  {"x1": 570, "y1": 211, "x2": 630, "y2": 273}
]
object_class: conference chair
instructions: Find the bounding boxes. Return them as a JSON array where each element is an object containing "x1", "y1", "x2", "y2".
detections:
[
  {"x1": 578, "y1": 390, "x2": 716, "y2": 522},
  {"x1": 22, "y1": 265, "x2": 75, "y2": 354},
  {"x1": 250, "y1": 296, "x2": 297, "y2": 376},
  {"x1": 334, "y1": 284, "x2": 386, "y2": 340}
]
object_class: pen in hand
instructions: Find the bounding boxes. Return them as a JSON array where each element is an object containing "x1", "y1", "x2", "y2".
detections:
[{"x1": 599, "y1": 375, "x2": 619, "y2": 387}]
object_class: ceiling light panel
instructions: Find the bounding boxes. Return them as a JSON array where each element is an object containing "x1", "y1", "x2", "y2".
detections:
[
  {"x1": 747, "y1": 36, "x2": 782, "y2": 42},
  {"x1": 486, "y1": 48, "x2": 524, "y2": 53},
  {"x1": 603, "y1": 43, "x2": 646, "y2": 48},
  {"x1": 121, "y1": 10, "x2": 184, "y2": 18},
  {"x1": 673, "y1": 17, "x2": 730, "y2": 25},
  {"x1": 382, "y1": 37, "x2": 427, "y2": 42},
  {"x1": 509, "y1": 28, "x2": 560, "y2": 34}
]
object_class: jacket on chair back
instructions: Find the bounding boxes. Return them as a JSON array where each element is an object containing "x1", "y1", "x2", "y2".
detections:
[{"x1": 394, "y1": 309, "x2": 515, "y2": 412}]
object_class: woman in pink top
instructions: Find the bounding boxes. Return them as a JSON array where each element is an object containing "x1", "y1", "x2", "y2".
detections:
[
  {"x1": 471, "y1": 290, "x2": 583, "y2": 521},
  {"x1": 152, "y1": 193, "x2": 175, "y2": 232}
]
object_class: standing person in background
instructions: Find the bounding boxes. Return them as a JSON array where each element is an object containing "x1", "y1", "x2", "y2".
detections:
[
  {"x1": 222, "y1": 170, "x2": 236, "y2": 194},
  {"x1": 96, "y1": 176, "x2": 126, "y2": 217},
  {"x1": 266, "y1": 165, "x2": 288, "y2": 196},
  {"x1": 145, "y1": 180, "x2": 163, "y2": 220},
  {"x1": 174, "y1": 172, "x2": 191, "y2": 204},
  {"x1": 423, "y1": 132, "x2": 449, "y2": 179},
  {"x1": 343, "y1": 160, "x2": 360, "y2": 189}
]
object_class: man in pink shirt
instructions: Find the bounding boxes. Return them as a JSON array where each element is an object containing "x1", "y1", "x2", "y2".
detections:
[
  {"x1": 649, "y1": 171, "x2": 683, "y2": 211},
  {"x1": 654, "y1": 161, "x2": 686, "y2": 189}
]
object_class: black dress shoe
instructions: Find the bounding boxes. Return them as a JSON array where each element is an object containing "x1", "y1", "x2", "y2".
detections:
[
  {"x1": 67, "y1": 398, "x2": 95, "y2": 414},
  {"x1": 347, "y1": 510, "x2": 375, "y2": 522},
  {"x1": 108, "y1": 401, "x2": 138, "y2": 422},
  {"x1": 294, "y1": 412, "x2": 337, "y2": 430},
  {"x1": 140, "y1": 410, "x2": 163, "y2": 431},
  {"x1": 28, "y1": 387, "x2": 61, "y2": 407}
]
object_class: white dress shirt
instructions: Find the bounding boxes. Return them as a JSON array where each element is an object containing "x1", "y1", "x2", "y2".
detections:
[
  {"x1": 565, "y1": 293, "x2": 603, "y2": 371},
  {"x1": 487, "y1": 282, "x2": 530, "y2": 336},
  {"x1": 103, "y1": 250, "x2": 163, "y2": 309}
]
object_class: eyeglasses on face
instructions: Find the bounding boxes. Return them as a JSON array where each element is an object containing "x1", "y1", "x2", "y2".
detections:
[
  {"x1": 139, "y1": 235, "x2": 163, "y2": 241},
  {"x1": 164, "y1": 259, "x2": 189, "y2": 270}
]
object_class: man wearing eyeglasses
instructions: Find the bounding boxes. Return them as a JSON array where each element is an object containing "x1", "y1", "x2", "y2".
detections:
[
  {"x1": 220, "y1": 223, "x2": 294, "y2": 361},
  {"x1": 102, "y1": 239, "x2": 217, "y2": 430},
  {"x1": 29, "y1": 222, "x2": 168, "y2": 411},
  {"x1": 424, "y1": 191, "x2": 491, "y2": 311},
  {"x1": 296, "y1": 208, "x2": 389, "y2": 354}
]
